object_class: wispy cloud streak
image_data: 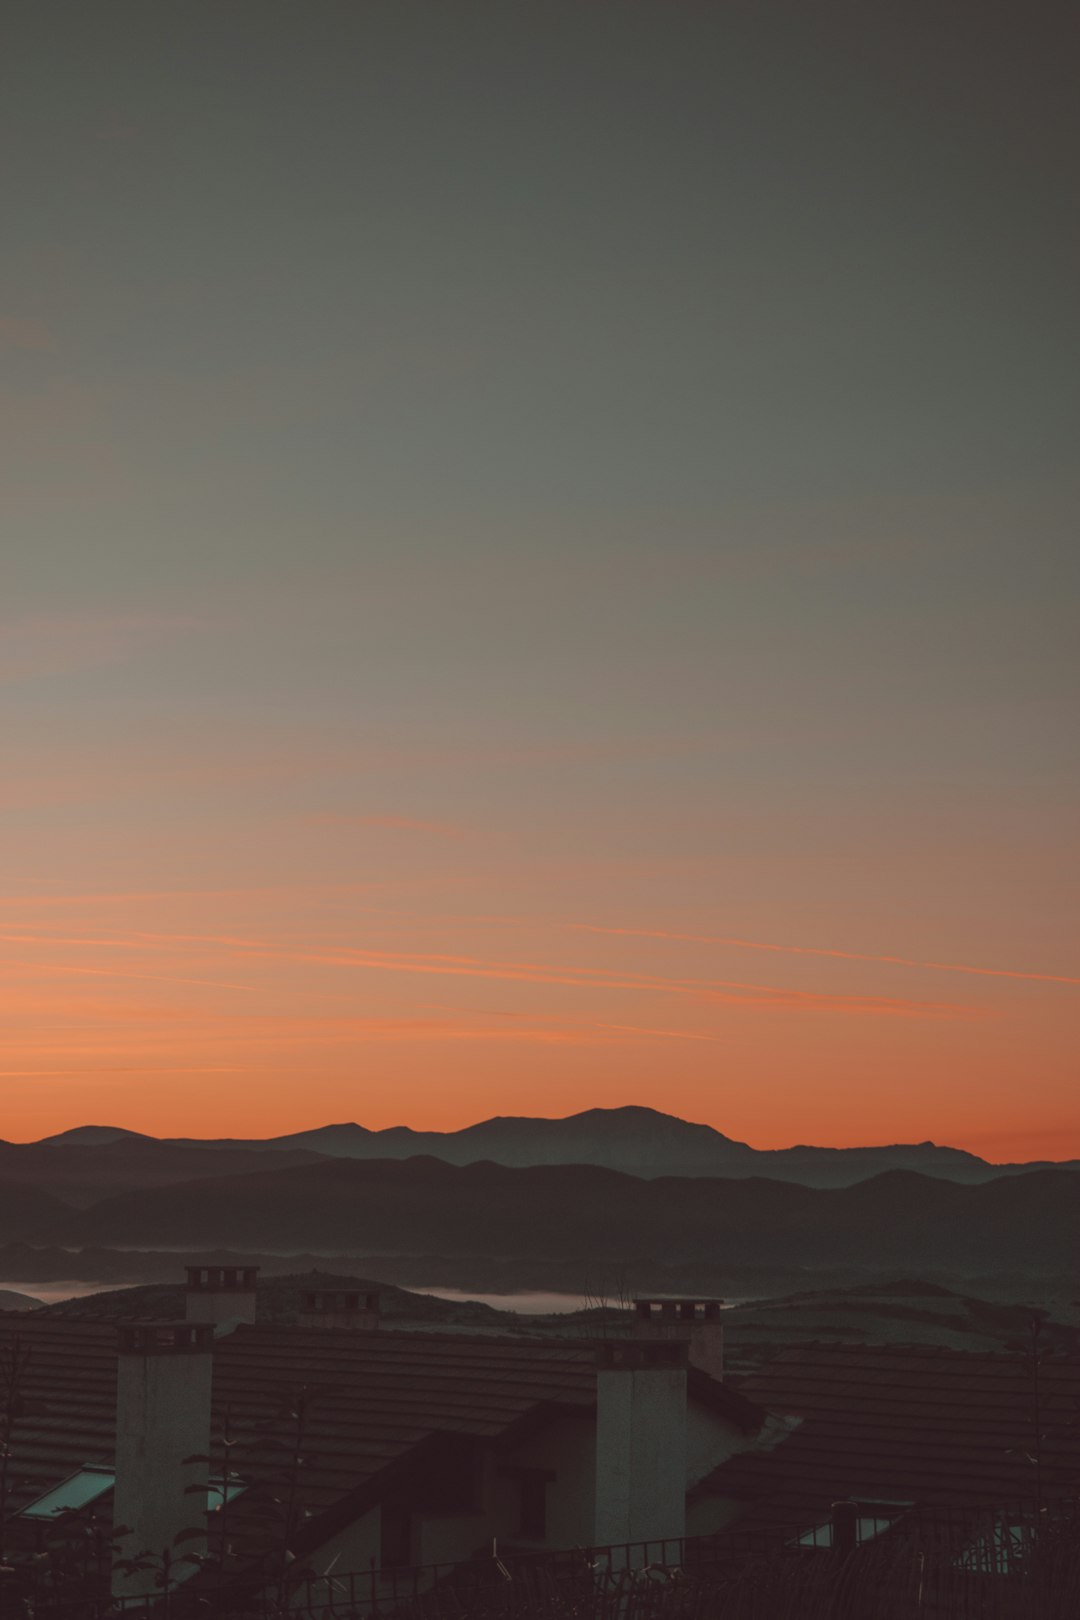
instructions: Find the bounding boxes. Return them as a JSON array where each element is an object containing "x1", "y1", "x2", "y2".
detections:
[
  {"x1": 1, "y1": 927, "x2": 973, "y2": 1017},
  {"x1": 568, "y1": 924, "x2": 1080, "y2": 988},
  {"x1": 0, "y1": 949, "x2": 259, "y2": 993},
  {"x1": 304, "y1": 813, "x2": 462, "y2": 837}
]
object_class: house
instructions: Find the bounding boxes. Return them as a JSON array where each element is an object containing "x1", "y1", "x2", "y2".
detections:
[
  {"x1": 692, "y1": 1342, "x2": 1080, "y2": 1544},
  {"x1": 0, "y1": 1278, "x2": 771, "y2": 1603}
]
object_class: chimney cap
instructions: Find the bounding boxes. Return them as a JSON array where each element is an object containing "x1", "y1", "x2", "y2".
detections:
[
  {"x1": 633, "y1": 1297, "x2": 724, "y2": 1320},
  {"x1": 118, "y1": 1322, "x2": 214, "y2": 1356},
  {"x1": 300, "y1": 1288, "x2": 380, "y2": 1314},
  {"x1": 185, "y1": 1265, "x2": 260, "y2": 1291}
]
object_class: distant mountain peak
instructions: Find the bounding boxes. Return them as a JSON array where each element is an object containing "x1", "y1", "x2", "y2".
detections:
[{"x1": 37, "y1": 1125, "x2": 155, "y2": 1147}]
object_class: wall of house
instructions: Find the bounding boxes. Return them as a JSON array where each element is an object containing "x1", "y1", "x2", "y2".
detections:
[
  {"x1": 491, "y1": 1400, "x2": 746, "y2": 1550},
  {"x1": 295, "y1": 1487, "x2": 492, "y2": 1595},
  {"x1": 297, "y1": 1395, "x2": 775, "y2": 1586},
  {"x1": 286, "y1": 1504, "x2": 381, "y2": 1609},
  {"x1": 414, "y1": 1504, "x2": 494, "y2": 1567},
  {"x1": 302, "y1": 1503, "x2": 381, "y2": 1575},
  {"x1": 497, "y1": 1415, "x2": 597, "y2": 1549},
  {"x1": 686, "y1": 1494, "x2": 744, "y2": 1537}
]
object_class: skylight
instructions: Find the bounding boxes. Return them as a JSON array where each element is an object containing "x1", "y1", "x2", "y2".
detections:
[
  {"x1": 956, "y1": 1522, "x2": 1030, "y2": 1577},
  {"x1": 792, "y1": 1503, "x2": 912, "y2": 1550},
  {"x1": 22, "y1": 1466, "x2": 115, "y2": 1520},
  {"x1": 21, "y1": 1468, "x2": 245, "y2": 1520}
]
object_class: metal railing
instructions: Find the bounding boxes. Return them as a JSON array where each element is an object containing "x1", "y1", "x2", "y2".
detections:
[{"x1": 4, "y1": 1499, "x2": 1078, "y2": 1620}]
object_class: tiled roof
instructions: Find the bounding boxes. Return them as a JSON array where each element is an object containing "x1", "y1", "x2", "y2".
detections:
[
  {"x1": 697, "y1": 1343, "x2": 1080, "y2": 1523},
  {"x1": 0, "y1": 1314, "x2": 760, "y2": 1566},
  {"x1": 210, "y1": 1324, "x2": 603, "y2": 1542},
  {"x1": 0, "y1": 1316, "x2": 119, "y2": 1511}
]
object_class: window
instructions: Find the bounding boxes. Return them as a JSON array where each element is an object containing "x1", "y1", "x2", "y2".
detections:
[
  {"x1": 791, "y1": 1502, "x2": 911, "y2": 1550},
  {"x1": 22, "y1": 1466, "x2": 115, "y2": 1519},
  {"x1": 795, "y1": 1517, "x2": 892, "y2": 1549},
  {"x1": 22, "y1": 1467, "x2": 245, "y2": 1521},
  {"x1": 957, "y1": 1521, "x2": 1030, "y2": 1576},
  {"x1": 380, "y1": 1504, "x2": 412, "y2": 1569}
]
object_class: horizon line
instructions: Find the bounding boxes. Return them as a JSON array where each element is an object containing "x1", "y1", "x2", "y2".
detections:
[{"x1": 17, "y1": 1103, "x2": 1078, "y2": 1166}]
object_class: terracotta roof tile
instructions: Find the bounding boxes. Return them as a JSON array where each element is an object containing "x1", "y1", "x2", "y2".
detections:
[
  {"x1": 0, "y1": 1313, "x2": 757, "y2": 1571},
  {"x1": 697, "y1": 1343, "x2": 1080, "y2": 1520}
]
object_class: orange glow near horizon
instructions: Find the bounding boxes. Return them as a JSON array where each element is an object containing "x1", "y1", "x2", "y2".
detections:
[{"x1": 1, "y1": 874, "x2": 1077, "y2": 1161}]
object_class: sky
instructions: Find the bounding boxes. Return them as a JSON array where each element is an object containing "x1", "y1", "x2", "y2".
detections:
[{"x1": 1, "y1": 2, "x2": 1077, "y2": 1155}]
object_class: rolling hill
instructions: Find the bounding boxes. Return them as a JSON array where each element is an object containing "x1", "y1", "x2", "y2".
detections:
[
  {"x1": 0, "y1": 1182, "x2": 73, "y2": 1244},
  {"x1": 719, "y1": 1277, "x2": 1080, "y2": 1371},
  {"x1": 0, "y1": 1289, "x2": 42, "y2": 1312},
  {"x1": 0, "y1": 1138, "x2": 324, "y2": 1208},
  {"x1": 36, "y1": 1270, "x2": 509, "y2": 1330},
  {"x1": 59, "y1": 1157, "x2": 1080, "y2": 1273}
]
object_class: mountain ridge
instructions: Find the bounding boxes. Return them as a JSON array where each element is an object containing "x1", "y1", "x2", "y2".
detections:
[{"x1": 31, "y1": 1106, "x2": 1077, "y2": 1189}]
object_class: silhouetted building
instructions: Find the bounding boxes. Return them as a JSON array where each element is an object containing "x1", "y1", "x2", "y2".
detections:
[
  {"x1": 0, "y1": 1297, "x2": 767, "y2": 1602},
  {"x1": 7, "y1": 1301, "x2": 1075, "y2": 1609}
]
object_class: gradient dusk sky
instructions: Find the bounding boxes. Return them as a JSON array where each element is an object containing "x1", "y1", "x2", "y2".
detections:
[{"x1": 2, "y1": 3, "x2": 1077, "y2": 1154}]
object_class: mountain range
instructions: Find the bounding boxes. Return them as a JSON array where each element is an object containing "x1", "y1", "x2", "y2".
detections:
[
  {"x1": 0, "y1": 1109, "x2": 1071, "y2": 1281},
  {"x1": 45, "y1": 1157, "x2": 1080, "y2": 1272},
  {"x1": 32, "y1": 1106, "x2": 1079, "y2": 1189}
]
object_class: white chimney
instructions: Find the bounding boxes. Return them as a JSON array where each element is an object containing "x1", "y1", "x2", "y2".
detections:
[
  {"x1": 633, "y1": 1297, "x2": 725, "y2": 1382},
  {"x1": 298, "y1": 1287, "x2": 380, "y2": 1330},
  {"x1": 185, "y1": 1265, "x2": 259, "y2": 1330},
  {"x1": 594, "y1": 1338, "x2": 687, "y2": 1554},
  {"x1": 112, "y1": 1323, "x2": 213, "y2": 1599}
]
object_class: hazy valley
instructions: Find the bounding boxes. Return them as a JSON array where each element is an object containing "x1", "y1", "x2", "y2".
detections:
[{"x1": 1, "y1": 1108, "x2": 1076, "y2": 1341}]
